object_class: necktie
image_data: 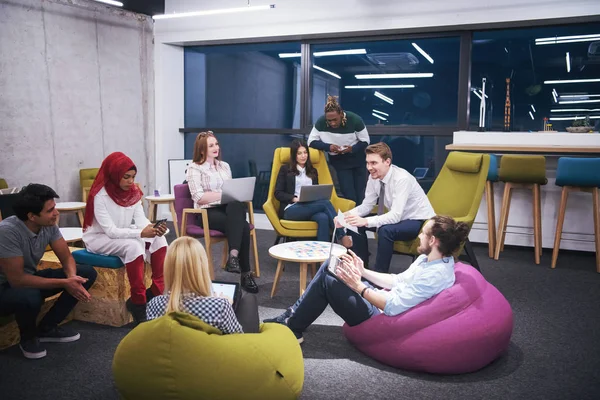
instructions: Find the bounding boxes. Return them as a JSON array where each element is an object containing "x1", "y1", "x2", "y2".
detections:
[{"x1": 377, "y1": 182, "x2": 386, "y2": 215}]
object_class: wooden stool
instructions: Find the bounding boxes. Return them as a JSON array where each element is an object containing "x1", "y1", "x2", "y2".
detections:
[
  {"x1": 55, "y1": 201, "x2": 86, "y2": 226},
  {"x1": 551, "y1": 157, "x2": 600, "y2": 273},
  {"x1": 485, "y1": 154, "x2": 499, "y2": 258},
  {"x1": 494, "y1": 155, "x2": 547, "y2": 264},
  {"x1": 146, "y1": 194, "x2": 179, "y2": 237}
]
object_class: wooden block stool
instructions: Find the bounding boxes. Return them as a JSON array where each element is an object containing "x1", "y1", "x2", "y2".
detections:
[
  {"x1": 71, "y1": 249, "x2": 152, "y2": 326},
  {"x1": 551, "y1": 157, "x2": 600, "y2": 273},
  {"x1": 485, "y1": 154, "x2": 499, "y2": 258},
  {"x1": 494, "y1": 155, "x2": 547, "y2": 264}
]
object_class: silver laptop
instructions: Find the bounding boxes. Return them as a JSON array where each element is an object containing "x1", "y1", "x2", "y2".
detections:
[
  {"x1": 298, "y1": 184, "x2": 333, "y2": 203},
  {"x1": 0, "y1": 187, "x2": 20, "y2": 195},
  {"x1": 221, "y1": 177, "x2": 256, "y2": 204}
]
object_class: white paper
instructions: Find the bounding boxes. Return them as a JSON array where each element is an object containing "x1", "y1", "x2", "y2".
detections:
[{"x1": 337, "y1": 209, "x2": 359, "y2": 233}]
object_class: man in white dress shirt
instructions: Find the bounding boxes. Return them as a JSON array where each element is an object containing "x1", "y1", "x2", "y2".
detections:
[{"x1": 340, "y1": 142, "x2": 435, "y2": 272}]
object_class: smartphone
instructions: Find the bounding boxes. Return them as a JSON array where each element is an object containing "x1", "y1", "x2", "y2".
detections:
[
  {"x1": 153, "y1": 219, "x2": 167, "y2": 228},
  {"x1": 328, "y1": 255, "x2": 342, "y2": 276}
]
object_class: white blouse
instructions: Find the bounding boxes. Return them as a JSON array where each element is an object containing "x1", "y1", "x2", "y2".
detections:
[
  {"x1": 285, "y1": 166, "x2": 314, "y2": 211},
  {"x1": 186, "y1": 160, "x2": 232, "y2": 209}
]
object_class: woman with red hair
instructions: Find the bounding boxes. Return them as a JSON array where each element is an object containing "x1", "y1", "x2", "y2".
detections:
[{"x1": 82, "y1": 152, "x2": 167, "y2": 324}]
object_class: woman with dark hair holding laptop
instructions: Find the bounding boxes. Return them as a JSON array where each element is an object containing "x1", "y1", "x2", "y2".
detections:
[
  {"x1": 275, "y1": 139, "x2": 352, "y2": 247},
  {"x1": 186, "y1": 131, "x2": 258, "y2": 294}
]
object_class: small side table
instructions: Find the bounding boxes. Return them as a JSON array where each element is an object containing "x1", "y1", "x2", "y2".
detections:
[
  {"x1": 145, "y1": 195, "x2": 179, "y2": 237},
  {"x1": 56, "y1": 202, "x2": 86, "y2": 226},
  {"x1": 268, "y1": 241, "x2": 347, "y2": 298},
  {"x1": 59, "y1": 228, "x2": 83, "y2": 245}
]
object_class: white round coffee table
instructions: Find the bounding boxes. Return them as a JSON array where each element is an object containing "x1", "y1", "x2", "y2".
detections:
[
  {"x1": 268, "y1": 241, "x2": 347, "y2": 298},
  {"x1": 56, "y1": 202, "x2": 87, "y2": 226},
  {"x1": 145, "y1": 195, "x2": 178, "y2": 237}
]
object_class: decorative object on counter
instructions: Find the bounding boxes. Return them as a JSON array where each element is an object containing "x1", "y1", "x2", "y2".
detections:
[
  {"x1": 566, "y1": 116, "x2": 594, "y2": 133},
  {"x1": 541, "y1": 117, "x2": 557, "y2": 133},
  {"x1": 503, "y1": 78, "x2": 511, "y2": 132},
  {"x1": 478, "y1": 77, "x2": 487, "y2": 132}
]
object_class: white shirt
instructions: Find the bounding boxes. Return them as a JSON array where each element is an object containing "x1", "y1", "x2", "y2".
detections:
[
  {"x1": 285, "y1": 166, "x2": 313, "y2": 211},
  {"x1": 380, "y1": 254, "x2": 456, "y2": 316},
  {"x1": 186, "y1": 160, "x2": 232, "y2": 209},
  {"x1": 350, "y1": 165, "x2": 435, "y2": 228}
]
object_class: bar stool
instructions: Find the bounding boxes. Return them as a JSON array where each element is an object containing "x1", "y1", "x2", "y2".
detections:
[
  {"x1": 494, "y1": 155, "x2": 547, "y2": 264},
  {"x1": 485, "y1": 154, "x2": 499, "y2": 258},
  {"x1": 551, "y1": 157, "x2": 600, "y2": 273}
]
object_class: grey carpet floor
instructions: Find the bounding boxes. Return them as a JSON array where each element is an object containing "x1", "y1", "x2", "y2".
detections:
[{"x1": 1, "y1": 226, "x2": 599, "y2": 400}]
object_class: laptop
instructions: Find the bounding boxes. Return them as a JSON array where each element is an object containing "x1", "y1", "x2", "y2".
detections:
[
  {"x1": 0, "y1": 187, "x2": 20, "y2": 195},
  {"x1": 297, "y1": 184, "x2": 333, "y2": 203},
  {"x1": 211, "y1": 280, "x2": 241, "y2": 310},
  {"x1": 220, "y1": 177, "x2": 256, "y2": 204},
  {"x1": 412, "y1": 167, "x2": 429, "y2": 180}
]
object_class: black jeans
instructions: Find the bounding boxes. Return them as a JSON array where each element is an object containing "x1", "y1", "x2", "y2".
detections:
[
  {"x1": 335, "y1": 166, "x2": 368, "y2": 205},
  {"x1": 0, "y1": 265, "x2": 97, "y2": 341},
  {"x1": 198, "y1": 201, "x2": 251, "y2": 273},
  {"x1": 234, "y1": 292, "x2": 260, "y2": 334}
]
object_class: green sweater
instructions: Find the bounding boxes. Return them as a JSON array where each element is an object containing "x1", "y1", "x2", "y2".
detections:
[{"x1": 308, "y1": 111, "x2": 370, "y2": 169}]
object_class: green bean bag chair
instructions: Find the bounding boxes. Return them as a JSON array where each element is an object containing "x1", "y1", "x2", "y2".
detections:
[{"x1": 112, "y1": 312, "x2": 304, "y2": 399}]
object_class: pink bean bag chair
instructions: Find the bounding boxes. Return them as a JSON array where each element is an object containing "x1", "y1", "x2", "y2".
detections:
[{"x1": 343, "y1": 262, "x2": 513, "y2": 374}]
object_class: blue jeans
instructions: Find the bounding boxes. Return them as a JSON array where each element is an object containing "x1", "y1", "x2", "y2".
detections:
[
  {"x1": 286, "y1": 261, "x2": 380, "y2": 333},
  {"x1": 284, "y1": 199, "x2": 343, "y2": 242},
  {"x1": 336, "y1": 166, "x2": 367, "y2": 205},
  {"x1": 350, "y1": 219, "x2": 425, "y2": 272}
]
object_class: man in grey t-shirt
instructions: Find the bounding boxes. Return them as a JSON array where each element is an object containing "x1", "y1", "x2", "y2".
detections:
[{"x1": 0, "y1": 184, "x2": 97, "y2": 359}]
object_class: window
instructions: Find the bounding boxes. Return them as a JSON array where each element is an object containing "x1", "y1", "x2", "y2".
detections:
[
  {"x1": 184, "y1": 42, "x2": 302, "y2": 129},
  {"x1": 470, "y1": 23, "x2": 600, "y2": 132},
  {"x1": 309, "y1": 37, "x2": 461, "y2": 126}
]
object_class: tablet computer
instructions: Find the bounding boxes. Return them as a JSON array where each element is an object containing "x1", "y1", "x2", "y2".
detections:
[{"x1": 211, "y1": 280, "x2": 241, "y2": 310}]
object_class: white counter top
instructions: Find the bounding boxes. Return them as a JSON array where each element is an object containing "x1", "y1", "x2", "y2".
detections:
[{"x1": 453, "y1": 131, "x2": 600, "y2": 146}]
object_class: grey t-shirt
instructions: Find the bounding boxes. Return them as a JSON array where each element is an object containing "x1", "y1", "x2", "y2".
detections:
[{"x1": 0, "y1": 216, "x2": 62, "y2": 287}]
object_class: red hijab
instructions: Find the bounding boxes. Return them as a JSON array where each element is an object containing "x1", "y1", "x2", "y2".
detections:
[{"x1": 83, "y1": 152, "x2": 143, "y2": 230}]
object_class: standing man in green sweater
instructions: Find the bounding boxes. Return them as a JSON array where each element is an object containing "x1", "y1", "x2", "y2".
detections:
[{"x1": 308, "y1": 95, "x2": 370, "y2": 205}]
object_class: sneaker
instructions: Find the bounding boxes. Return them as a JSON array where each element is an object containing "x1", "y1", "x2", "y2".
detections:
[
  {"x1": 241, "y1": 272, "x2": 259, "y2": 293},
  {"x1": 38, "y1": 326, "x2": 80, "y2": 343},
  {"x1": 126, "y1": 299, "x2": 148, "y2": 326},
  {"x1": 225, "y1": 256, "x2": 241, "y2": 274},
  {"x1": 19, "y1": 338, "x2": 47, "y2": 359},
  {"x1": 263, "y1": 308, "x2": 292, "y2": 324},
  {"x1": 293, "y1": 330, "x2": 304, "y2": 344}
]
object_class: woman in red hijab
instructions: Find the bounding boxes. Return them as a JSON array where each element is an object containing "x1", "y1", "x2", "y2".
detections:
[{"x1": 82, "y1": 152, "x2": 167, "y2": 324}]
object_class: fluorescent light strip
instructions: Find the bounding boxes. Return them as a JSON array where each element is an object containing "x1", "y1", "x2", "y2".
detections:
[
  {"x1": 529, "y1": 111, "x2": 535, "y2": 120},
  {"x1": 544, "y1": 78, "x2": 600, "y2": 84},
  {"x1": 478, "y1": 90, "x2": 488, "y2": 99},
  {"x1": 560, "y1": 94, "x2": 600, "y2": 98},
  {"x1": 549, "y1": 116, "x2": 600, "y2": 121},
  {"x1": 372, "y1": 113, "x2": 388, "y2": 121},
  {"x1": 93, "y1": 0, "x2": 123, "y2": 6},
  {"x1": 559, "y1": 99, "x2": 600, "y2": 104},
  {"x1": 315, "y1": 49, "x2": 366, "y2": 57},
  {"x1": 374, "y1": 91, "x2": 394, "y2": 105},
  {"x1": 551, "y1": 109, "x2": 600, "y2": 112},
  {"x1": 531, "y1": 105, "x2": 536, "y2": 112},
  {"x1": 355, "y1": 73, "x2": 434, "y2": 79},
  {"x1": 472, "y1": 91, "x2": 482, "y2": 100},
  {"x1": 278, "y1": 52, "x2": 301, "y2": 58},
  {"x1": 153, "y1": 4, "x2": 274, "y2": 20},
  {"x1": 411, "y1": 43, "x2": 434, "y2": 64},
  {"x1": 313, "y1": 65, "x2": 341, "y2": 79},
  {"x1": 536, "y1": 33, "x2": 600, "y2": 42},
  {"x1": 372, "y1": 109, "x2": 389, "y2": 116},
  {"x1": 552, "y1": 90, "x2": 558, "y2": 103},
  {"x1": 345, "y1": 85, "x2": 415, "y2": 89},
  {"x1": 536, "y1": 38, "x2": 600, "y2": 45},
  {"x1": 566, "y1": 52, "x2": 571, "y2": 73}
]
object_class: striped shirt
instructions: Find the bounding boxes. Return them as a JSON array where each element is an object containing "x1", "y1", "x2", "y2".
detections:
[{"x1": 186, "y1": 160, "x2": 232, "y2": 209}]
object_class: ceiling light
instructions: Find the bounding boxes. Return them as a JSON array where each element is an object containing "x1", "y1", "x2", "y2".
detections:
[
  {"x1": 344, "y1": 85, "x2": 415, "y2": 89},
  {"x1": 549, "y1": 116, "x2": 600, "y2": 121},
  {"x1": 551, "y1": 108, "x2": 600, "y2": 112},
  {"x1": 560, "y1": 94, "x2": 600, "y2": 98},
  {"x1": 472, "y1": 91, "x2": 482, "y2": 100},
  {"x1": 372, "y1": 109, "x2": 389, "y2": 116},
  {"x1": 544, "y1": 78, "x2": 600, "y2": 84},
  {"x1": 153, "y1": 4, "x2": 275, "y2": 20},
  {"x1": 535, "y1": 33, "x2": 600, "y2": 45},
  {"x1": 372, "y1": 113, "x2": 388, "y2": 121},
  {"x1": 411, "y1": 43, "x2": 434, "y2": 64},
  {"x1": 278, "y1": 52, "x2": 301, "y2": 58},
  {"x1": 552, "y1": 89, "x2": 558, "y2": 103},
  {"x1": 531, "y1": 105, "x2": 536, "y2": 112},
  {"x1": 566, "y1": 52, "x2": 571, "y2": 73},
  {"x1": 313, "y1": 65, "x2": 341, "y2": 79},
  {"x1": 529, "y1": 111, "x2": 535, "y2": 120},
  {"x1": 374, "y1": 91, "x2": 394, "y2": 105},
  {"x1": 92, "y1": 0, "x2": 123, "y2": 6},
  {"x1": 314, "y1": 49, "x2": 366, "y2": 57},
  {"x1": 356, "y1": 73, "x2": 434, "y2": 79},
  {"x1": 559, "y1": 99, "x2": 600, "y2": 104}
]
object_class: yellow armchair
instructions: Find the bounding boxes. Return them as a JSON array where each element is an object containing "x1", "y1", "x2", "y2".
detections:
[
  {"x1": 263, "y1": 148, "x2": 355, "y2": 242},
  {"x1": 393, "y1": 152, "x2": 490, "y2": 269},
  {"x1": 80, "y1": 168, "x2": 100, "y2": 202}
]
